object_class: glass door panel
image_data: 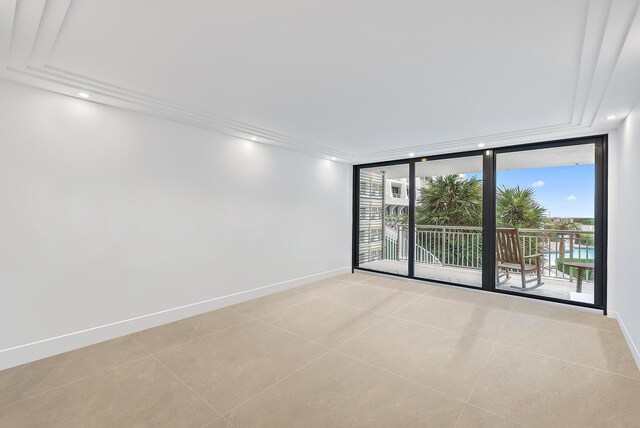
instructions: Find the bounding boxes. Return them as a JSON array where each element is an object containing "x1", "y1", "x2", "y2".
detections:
[
  {"x1": 358, "y1": 164, "x2": 410, "y2": 276},
  {"x1": 495, "y1": 144, "x2": 597, "y2": 304},
  {"x1": 413, "y1": 156, "x2": 484, "y2": 287}
]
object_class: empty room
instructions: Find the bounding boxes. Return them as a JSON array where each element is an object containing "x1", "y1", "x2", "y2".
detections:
[{"x1": 1, "y1": 0, "x2": 640, "y2": 427}]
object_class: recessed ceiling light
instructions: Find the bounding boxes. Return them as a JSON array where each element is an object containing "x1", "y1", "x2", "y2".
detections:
[
  {"x1": 605, "y1": 115, "x2": 616, "y2": 120},
  {"x1": 478, "y1": 143, "x2": 485, "y2": 148},
  {"x1": 250, "y1": 136, "x2": 257, "y2": 141},
  {"x1": 408, "y1": 152, "x2": 415, "y2": 157},
  {"x1": 77, "y1": 92, "x2": 90, "y2": 98}
]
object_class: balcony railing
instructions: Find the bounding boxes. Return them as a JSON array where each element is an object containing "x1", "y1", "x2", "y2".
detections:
[{"x1": 375, "y1": 224, "x2": 595, "y2": 281}]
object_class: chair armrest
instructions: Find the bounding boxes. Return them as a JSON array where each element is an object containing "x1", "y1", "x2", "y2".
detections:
[
  {"x1": 523, "y1": 254, "x2": 543, "y2": 267},
  {"x1": 523, "y1": 254, "x2": 543, "y2": 258}
]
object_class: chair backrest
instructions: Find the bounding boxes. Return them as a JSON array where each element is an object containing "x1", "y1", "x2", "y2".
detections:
[{"x1": 496, "y1": 228, "x2": 523, "y2": 264}]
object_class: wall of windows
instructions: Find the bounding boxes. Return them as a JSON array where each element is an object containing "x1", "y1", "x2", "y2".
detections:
[{"x1": 353, "y1": 136, "x2": 607, "y2": 312}]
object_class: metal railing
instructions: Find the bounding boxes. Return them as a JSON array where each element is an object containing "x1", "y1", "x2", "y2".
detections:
[
  {"x1": 374, "y1": 225, "x2": 595, "y2": 281},
  {"x1": 415, "y1": 225, "x2": 482, "y2": 269},
  {"x1": 518, "y1": 227, "x2": 595, "y2": 281}
]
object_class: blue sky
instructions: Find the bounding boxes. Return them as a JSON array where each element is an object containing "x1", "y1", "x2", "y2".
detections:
[
  {"x1": 496, "y1": 165, "x2": 595, "y2": 218},
  {"x1": 465, "y1": 164, "x2": 595, "y2": 218}
]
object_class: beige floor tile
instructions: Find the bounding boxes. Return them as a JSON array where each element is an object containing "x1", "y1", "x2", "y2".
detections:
[
  {"x1": 229, "y1": 290, "x2": 311, "y2": 318},
  {"x1": 156, "y1": 320, "x2": 325, "y2": 414},
  {"x1": 456, "y1": 405, "x2": 521, "y2": 427},
  {"x1": 428, "y1": 286, "x2": 515, "y2": 311},
  {"x1": 292, "y1": 277, "x2": 352, "y2": 297},
  {"x1": 260, "y1": 298, "x2": 385, "y2": 348},
  {"x1": 337, "y1": 317, "x2": 494, "y2": 400},
  {"x1": 0, "y1": 357, "x2": 216, "y2": 427},
  {"x1": 0, "y1": 336, "x2": 147, "y2": 407},
  {"x1": 204, "y1": 417, "x2": 235, "y2": 428},
  {"x1": 469, "y1": 344, "x2": 640, "y2": 427},
  {"x1": 130, "y1": 308, "x2": 249, "y2": 353},
  {"x1": 3, "y1": 283, "x2": 637, "y2": 427},
  {"x1": 497, "y1": 312, "x2": 639, "y2": 378},
  {"x1": 393, "y1": 295, "x2": 511, "y2": 341},
  {"x1": 321, "y1": 283, "x2": 420, "y2": 315},
  {"x1": 225, "y1": 351, "x2": 464, "y2": 428},
  {"x1": 332, "y1": 272, "x2": 371, "y2": 283},
  {"x1": 511, "y1": 298, "x2": 619, "y2": 331},
  {"x1": 361, "y1": 275, "x2": 437, "y2": 295}
]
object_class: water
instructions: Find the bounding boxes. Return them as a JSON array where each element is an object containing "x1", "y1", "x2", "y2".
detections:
[{"x1": 547, "y1": 247, "x2": 595, "y2": 265}]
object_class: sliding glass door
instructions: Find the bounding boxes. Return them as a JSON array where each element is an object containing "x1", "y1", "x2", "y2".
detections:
[
  {"x1": 494, "y1": 143, "x2": 599, "y2": 305},
  {"x1": 357, "y1": 163, "x2": 410, "y2": 276},
  {"x1": 413, "y1": 156, "x2": 484, "y2": 287},
  {"x1": 353, "y1": 135, "x2": 607, "y2": 311}
]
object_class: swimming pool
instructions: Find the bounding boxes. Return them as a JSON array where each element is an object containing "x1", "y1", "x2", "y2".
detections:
[{"x1": 547, "y1": 247, "x2": 595, "y2": 265}]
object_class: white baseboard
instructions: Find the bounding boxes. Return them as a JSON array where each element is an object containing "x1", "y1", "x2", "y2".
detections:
[
  {"x1": 0, "y1": 266, "x2": 351, "y2": 370},
  {"x1": 609, "y1": 311, "x2": 640, "y2": 370}
]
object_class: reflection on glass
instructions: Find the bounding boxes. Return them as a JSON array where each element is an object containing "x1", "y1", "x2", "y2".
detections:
[
  {"x1": 414, "y1": 157, "x2": 484, "y2": 287},
  {"x1": 358, "y1": 164, "x2": 409, "y2": 276},
  {"x1": 495, "y1": 144, "x2": 596, "y2": 304}
]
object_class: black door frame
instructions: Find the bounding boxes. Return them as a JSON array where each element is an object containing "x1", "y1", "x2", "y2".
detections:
[{"x1": 352, "y1": 134, "x2": 608, "y2": 314}]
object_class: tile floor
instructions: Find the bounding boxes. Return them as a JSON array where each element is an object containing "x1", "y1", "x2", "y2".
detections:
[{"x1": 1, "y1": 272, "x2": 638, "y2": 427}]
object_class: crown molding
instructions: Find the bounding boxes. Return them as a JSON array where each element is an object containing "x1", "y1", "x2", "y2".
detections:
[
  {"x1": 353, "y1": 0, "x2": 639, "y2": 163},
  {"x1": 2, "y1": 0, "x2": 637, "y2": 165},
  {"x1": 3, "y1": 0, "x2": 354, "y2": 162}
]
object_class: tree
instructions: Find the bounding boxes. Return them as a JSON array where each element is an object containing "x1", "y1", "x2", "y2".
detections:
[
  {"x1": 550, "y1": 219, "x2": 579, "y2": 231},
  {"x1": 496, "y1": 185, "x2": 546, "y2": 228},
  {"x1": 415, "y1": 175, "x2": 482, "y2": 226}
]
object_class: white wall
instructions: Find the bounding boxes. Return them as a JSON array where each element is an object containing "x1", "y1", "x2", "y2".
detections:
[
  {"x1": 0, "y1": 79, "x2": 352, "y2": 369},
  {"x1": 613, "y1": 101, "x2": 640, "y2": 368}
]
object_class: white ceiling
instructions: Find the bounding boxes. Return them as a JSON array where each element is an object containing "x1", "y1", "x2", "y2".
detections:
[
  {"x1": 375, "y1": 144, "x2": 595, "y2": 179},
  {"x1": 1, "y1": 0, "x2": 639, "y2": 163}
]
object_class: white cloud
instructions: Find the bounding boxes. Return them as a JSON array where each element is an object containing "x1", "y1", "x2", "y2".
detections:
[
  {"x1": 566, "y1": 195, "x2": 577, "y2": 201},
  {"x1": 532, "y1": 180, "x2": 545, "y2": 187}
]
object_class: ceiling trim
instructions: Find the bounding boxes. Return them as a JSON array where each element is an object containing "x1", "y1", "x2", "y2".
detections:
[
  {"x1": 580, "y1": 0, "x2": 640, "y2": 126},
  {"x1": 3, "y1": 0, "x2": 638, "y2": 164},
  {"x1": 5, "y1": 0, "x2": 354, "y2": 162},
  {"x1": 352, "y1": 0, "x2": 640, "y2": 163}
]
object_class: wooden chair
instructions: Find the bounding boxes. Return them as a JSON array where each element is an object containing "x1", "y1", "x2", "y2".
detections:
[{"x1": 496, "y1": 228, "x2": 543, "y2": 290}]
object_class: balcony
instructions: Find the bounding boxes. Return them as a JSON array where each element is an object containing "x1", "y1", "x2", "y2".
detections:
[{"x1": 359, "y1": 225, "x2": 595, "y2": 304}]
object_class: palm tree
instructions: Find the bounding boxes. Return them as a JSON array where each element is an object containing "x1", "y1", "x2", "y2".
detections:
[
  {"x1": 496, "y1": 185, "x2": 546, "y2": 228},
  {"x1": 415, "y1": 175, "x2": 482, "y2": 266},
  {"x1": 415, "y1": 175, "x2": 482, "y2": 226}
]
